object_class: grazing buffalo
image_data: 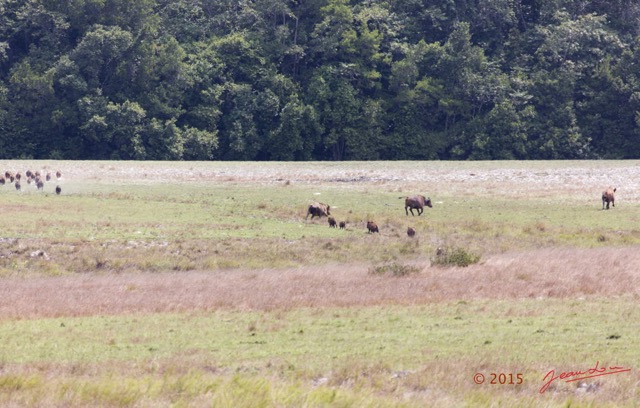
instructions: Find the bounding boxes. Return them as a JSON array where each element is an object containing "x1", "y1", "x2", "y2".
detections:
[
  {"x1": 602, "y1": 187, "x2": 616, "y2": 210},
  {"x1": 306, "y1": 202, "x2": 331, "y2": 219},
  {"x1": 328, "y1": 217, "x2": 337, "y2": 228},
  {"x1": 407, "y1": 227, "x2": 416, "y2": 237},
  {"x1": 367, "y1": 221, "x2": 379, "y2": 233},
  {"x1": 339, "y1": 221, "x2": 346, "y2": 229},
  {"x1": 401, "y1": 195, "x2": 432, "y2": 216},
  {"x1": 14, "y1": 181, "x2": 20, "y2": 191},
  {"x1": 55, "y1": 185, "x2": 62, "y2": 195}
]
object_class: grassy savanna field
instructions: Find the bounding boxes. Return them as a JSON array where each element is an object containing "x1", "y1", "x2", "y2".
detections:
[{"x1": 0, "y1": 160, "x2": 640, "y2": 407}]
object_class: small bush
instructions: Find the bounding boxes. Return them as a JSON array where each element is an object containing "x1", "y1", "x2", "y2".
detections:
[
  {"x1": 431, "y1": 246, "x2": 480, "y2": 267},
  {"x1": 368, "y1": 262, "x2": 421, "y2": 277}
]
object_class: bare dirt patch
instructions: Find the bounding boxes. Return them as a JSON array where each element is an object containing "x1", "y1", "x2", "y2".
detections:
[{"x1": 2, "y1": 246, "x2": 639, "y2": 319}]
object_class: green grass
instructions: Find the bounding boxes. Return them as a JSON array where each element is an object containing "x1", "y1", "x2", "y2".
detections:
[
  {"x1": 1, "y1": 160, "x2": 639, "y2": 406},
  {"x1": 1, "y1": 299, "x2": 638, "y2": 406},
  {"x1": 0, "y1": 178, "x2": 638, "y2": 275}
]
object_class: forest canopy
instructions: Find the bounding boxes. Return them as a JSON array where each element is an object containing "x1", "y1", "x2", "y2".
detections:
[{"x1": 2, "y1": 0, "x2": 640, "y2": 160}]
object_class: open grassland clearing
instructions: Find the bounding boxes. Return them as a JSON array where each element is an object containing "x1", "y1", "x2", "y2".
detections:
[{"x1": 0, "y1": 160, "x2": 639, "y2": 406}]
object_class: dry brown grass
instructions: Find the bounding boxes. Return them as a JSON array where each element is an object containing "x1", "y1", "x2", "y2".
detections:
[{"x1": 2, "y1": 246, "x2": 639, "y2": 319}]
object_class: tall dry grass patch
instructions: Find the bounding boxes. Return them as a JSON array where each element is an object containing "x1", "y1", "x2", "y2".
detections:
[{"x1": 1, "y1": 246, "x2": 639, "y2": 318}]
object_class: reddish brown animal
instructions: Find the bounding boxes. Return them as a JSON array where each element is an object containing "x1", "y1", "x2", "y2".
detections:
[
  {"x1": 367, "y1": 221, "x2": 379, "y2": 233},
  {"x1": 401, "y1": 195, "x2": 432, "y2": 216},
  {"x1": 602, "y1": 187, "x2": 616, "y2": 210},
  {"x1": 328, "y1": 217, "x2": 337, "y2": 228},
  {"x1": 407, "y1": 227, "x2": 416, "y2": 237},
  {"x1": 306, "y1": 203, "x2": 331, "y2": 219}
]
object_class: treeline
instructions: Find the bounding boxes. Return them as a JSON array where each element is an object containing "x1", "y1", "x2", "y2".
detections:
[{"x1": 1, "y1": 0, "x2": 640, "y2": 160}]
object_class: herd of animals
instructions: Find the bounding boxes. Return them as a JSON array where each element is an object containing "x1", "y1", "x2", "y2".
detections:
[
  {"x1": 0, "y1": 169, "x2": 62, "y2": 195},
  {"x1": 306, "y1": 187, "x2": 618, "y2": 236},
  {"x1": 306, "y1": 195, "x2": 433, "y2": 237}
]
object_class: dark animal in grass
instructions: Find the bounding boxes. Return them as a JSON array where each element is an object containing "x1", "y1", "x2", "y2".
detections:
[
  {"x1": 36, "y1": 179, "x2": 44, "y2": 190},
  {"x1": 328, "y1": 217, "x2": 337, "y2": 228},
  {"x1": 46, "y1": 173, "x2": 51, "y2": 181},
  {"x1": 26, "y1": 170, "x2": 33, "y2": 178},
  {"x1": 602, "y1": 187, "x2": 616, "y2": 210},
  {"x1": 15, "y1": 173, "x2": 21, "y2": 181},
  {"x1": 15, "y1": 181, "x2": 20, "y2": 191},
  {"x1": 400, "y1": 195, "x2": 432, "y2": 216},
  {"x1": 0, "y1": 177, "x2": 4, "y2": 185},
  {"x1": 407, "y1": 227, "x2": 416, "y2": 237},
  {"x1": 306, "y1": 202, "x2": 331, "y2": 219},
  {"x1": 367, "y1": 221, "x2": 379, "y2": 233},
  {"x1": 55, "y1": 185, "x2": 61, "y2": 195},
  {"x1": 56, "y1": 170, "x2": 62, "y2": 179},
  {"x1": 339, "y1": 221, "x2": 346, "y2": 229}
]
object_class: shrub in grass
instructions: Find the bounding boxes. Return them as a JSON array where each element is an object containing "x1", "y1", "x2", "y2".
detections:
[
  {"x1": 431, "y1": 246, "x2": 480, "y2": 267},
  {"x1": 368, "y1": 262, "x2": 421, "y2": 277}
]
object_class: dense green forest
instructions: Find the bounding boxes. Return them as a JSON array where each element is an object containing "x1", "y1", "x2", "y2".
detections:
[{"x1": 1, "y1": 0, "x2": 640, "y2": 160}]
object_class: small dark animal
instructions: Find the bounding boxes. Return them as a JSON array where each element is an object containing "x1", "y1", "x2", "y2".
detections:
[
  {"x1": 26, "y1": 170, "x2": 33, "y2": 178},
  {"x1": 36, "y1": 180, "x2": 44, "y2": 190},
  {"x1": 401, "y1": 195, "x2": 432, "y2": 216},
  {"x1": 56, "y1": 170, "x2": 62, "y2": 179},
  {"x1": 0, "y1": 177, "x2": 4, "y2": 185},
  {"x1": 15, "y1": 173, "x2": 21, "y2": 181},
  {"x1": 46, "y1": 173, "x2": 51, "y2": 181},
  {"x1": 367, "y1": 221, "x2": 379, "y2": 233},
  {"x1": 602, "y1": 187, "x2": 616, "y2": 210},
  {"x1": 407, "y1": 227, "x2": 416, "y2": 237},
  {"x1": 15, "y1": 181, "x2": 20, "y2": 191},
  {"x1": 339, "y1": 221, "x2": 346, "y2": 229},
  {"x1": 55, "y1": 185, "x2": 61, "y2": 195},
  {"x1": 328, "y1": 217, "x2": 337, "y2": 228},
  {"x1": 306, "y1": 202, "x2": 331, "y2": 219}
]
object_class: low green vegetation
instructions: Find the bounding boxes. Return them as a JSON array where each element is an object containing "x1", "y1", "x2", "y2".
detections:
[
  {"x1": 0, "y1": 163, "x2": 637, "y2": 276},
  {"x1": 1, "y1": 300, "x2": 638, "y2": 407},
  {"x1": 431, "y1": 246, "x2": 481, "y2": 267},
  {"x1": 0, "y1": 160, "x2": 638, "y2": 407}
]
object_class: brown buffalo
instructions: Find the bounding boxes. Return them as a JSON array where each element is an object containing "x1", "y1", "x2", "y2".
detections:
[
  {"x1": 407, "y1": 227, "x2": 416, "y2": 237},
  {"x1": 602, "y1": 187, "x2": 616, "y2": 210},
  {"x1": 328, "y1": 217, "x2": 337, "y2": 228},
  {"x1": 367, "y1": 221, "x2": 379, "y2": 233},
  {"x1": 339, "y1": 221, "x2": 346, "y2": 229},
  {"x1": 401, "y1": 195, "x2": 432, "y2": 216},
  {"x1": 306, "y1": 202, "x2": 331, "y2": 219}
]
